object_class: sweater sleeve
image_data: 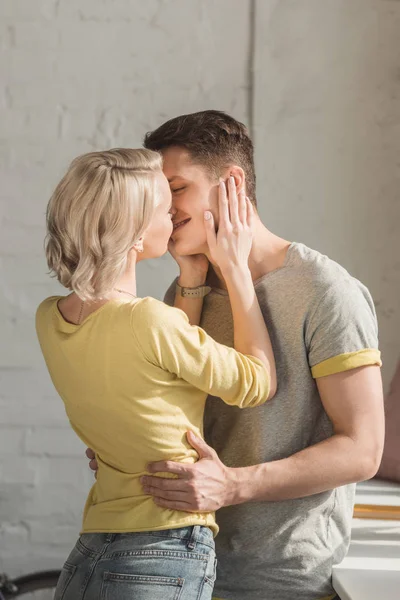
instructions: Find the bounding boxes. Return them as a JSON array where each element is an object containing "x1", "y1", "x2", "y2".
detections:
[{"x1": 131, "y1": 297, "x2": 270, "y2": 408}]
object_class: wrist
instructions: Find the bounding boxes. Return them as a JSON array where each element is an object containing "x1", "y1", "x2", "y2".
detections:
[
  {"x1": 224, "y1": 466, "x2": 247, "y2": 507},
  {"x1": 225, "y1": 465, "x2": 263, "y2": 506},
  {"x1": 178, "y1": 273, "x2": 207, "y2": 288},
  {"x1": 222, "y1": 264, "x2": 252, "y2": 284}
]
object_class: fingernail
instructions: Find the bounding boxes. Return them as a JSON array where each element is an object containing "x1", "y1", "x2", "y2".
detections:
[
  {"x1": 230, "y1": 176, "x2": 235, "y2": 183},
  {"x1": 204, "y1": 211, "x2": 211, "y2": 220}
]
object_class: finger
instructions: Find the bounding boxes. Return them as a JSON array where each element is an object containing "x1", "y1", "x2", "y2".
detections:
[
  {"x1": 218, "y1": 180, "x2": 230, "y2": 230},
  {"x1": 238, "y1": 189, "x2": 246, "y2": 224},
  {"x1": 143, "y1": 486, "x2": 190, "y2": 501},
  {"x1": 141, "y1": 475, "x2": 189, "y2": 492},
  {"x1": 153, "y1": 497, "x2": 195, "y2": 512},
  {"x1": 186, "y1": 431, "x2": 215, "y2": 460},
  {"x1": 204, "y1": 211, "x2": 217, "y2": 253},
  {"x1": 89, "y1": 458, "x2": 98, "y2": 472},
  {"x1": 246, "y1": 197, "x2": 254, "y2": 228},
  {"x1": 228, "y1": 176, "x2": 239, "y2": 227},
  {"x1": 147, "y1": 460, "x2": 191, "y2": 477},
  {"x1": 86, "y1": 447, "x2": 95, "y2": 460}
]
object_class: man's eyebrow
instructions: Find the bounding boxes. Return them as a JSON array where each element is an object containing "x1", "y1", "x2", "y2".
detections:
[{"x1": 167, "y1": 176, "x2": 184, "y2": 183}]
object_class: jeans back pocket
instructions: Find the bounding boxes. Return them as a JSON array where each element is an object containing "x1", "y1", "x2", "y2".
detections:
[
  {"x1": 54, "y1": 563, "x2": 76, "y2": 600},
  {"x1": 204, "y1": 556, "x2": 217, "y2": 589},
  {"x1": 101, "y1": 572, "x2": 184, "y2": 600}
]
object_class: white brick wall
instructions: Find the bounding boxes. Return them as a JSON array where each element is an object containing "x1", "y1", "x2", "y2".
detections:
[
  {"x1": 0, "y1": 0, "x2": 251, "y2": 575},
  {"x1": 254, "y1": 0, "x2": 400, "y2": 388},
  {"x1": 1, "y1": 0, "x2": 399, "y2": 578}
]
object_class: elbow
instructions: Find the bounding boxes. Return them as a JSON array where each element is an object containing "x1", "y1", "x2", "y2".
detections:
[
  {"x1": 267, "y1": 371, "x2": 278, "y2": 401},
  {"x1": 241, "y1": 379, "x2": 277, "y2": 409},
  {"x1": 365, "y1": 448, "x2": 384, "y2": 480},
  {"x1": 267, "y1": 378, "x2": 277, "y2": 401},
  {"x1": 354, "y1": 444, "x2": 384, "y2": 482}
]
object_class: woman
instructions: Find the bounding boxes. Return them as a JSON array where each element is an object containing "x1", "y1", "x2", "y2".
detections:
[{"x1": 36, "y1": 148, "x2": 276, "y2": 600}]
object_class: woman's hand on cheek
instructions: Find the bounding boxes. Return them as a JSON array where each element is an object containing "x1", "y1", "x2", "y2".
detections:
[{"x1": 168, "y1": 239, "x2": 209, "y2": 286}]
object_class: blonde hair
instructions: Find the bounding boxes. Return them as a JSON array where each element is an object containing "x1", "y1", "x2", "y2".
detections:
[{"x1": 45, "y1": 148, "x2": 162, "y2": 300}]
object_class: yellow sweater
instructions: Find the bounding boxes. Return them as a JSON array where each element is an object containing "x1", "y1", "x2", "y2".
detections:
[{"x1": 36, "y1": 296, "x2": 270, "y2": 535}]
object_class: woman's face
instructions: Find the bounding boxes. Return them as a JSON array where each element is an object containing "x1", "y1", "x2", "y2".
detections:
[{"x1": 139, "y1": 171, "x2": 174, "y2": 260}]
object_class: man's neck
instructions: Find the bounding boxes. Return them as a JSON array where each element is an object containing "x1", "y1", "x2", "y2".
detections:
[{"x1": 207, "y1": 219, "x2": 291, "y2": 290}]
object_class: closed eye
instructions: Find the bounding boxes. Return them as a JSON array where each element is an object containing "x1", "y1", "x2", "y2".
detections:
[{"x1": 172, "y1": 187, "x2": 185, "y2": 193}]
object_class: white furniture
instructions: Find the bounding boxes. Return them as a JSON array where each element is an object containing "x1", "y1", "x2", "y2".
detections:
[{"x1": 332, "y1": 479, "x2": 400, "y2": 600}]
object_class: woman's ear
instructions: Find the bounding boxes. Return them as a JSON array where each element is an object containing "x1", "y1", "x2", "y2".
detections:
[{"x1": 132, "y1": 236, "x2": 144, "y2": 253}]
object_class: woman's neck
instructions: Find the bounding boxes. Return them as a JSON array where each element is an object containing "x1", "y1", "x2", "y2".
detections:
[{"x1": 113, "y1": 253, "x2": 138, "y2": 297}]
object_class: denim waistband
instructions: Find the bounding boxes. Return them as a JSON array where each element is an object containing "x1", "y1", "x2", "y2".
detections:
[{"x1": 79, "y1": 525, "x2": 214, "y2": 555}]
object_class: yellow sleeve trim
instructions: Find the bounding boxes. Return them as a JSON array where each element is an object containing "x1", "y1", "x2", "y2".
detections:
[{"x1": 311, "y1": 348, "x2": 382, "y2": 379}]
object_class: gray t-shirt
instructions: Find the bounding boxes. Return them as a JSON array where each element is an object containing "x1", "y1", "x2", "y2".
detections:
[{"x1": 165, "y1": 242, "x2": 380, "y2": 600}]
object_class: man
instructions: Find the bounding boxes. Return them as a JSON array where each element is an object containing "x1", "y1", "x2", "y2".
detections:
[{"x1": 88, "y1": 110, "x2": 384, "y2": 600}]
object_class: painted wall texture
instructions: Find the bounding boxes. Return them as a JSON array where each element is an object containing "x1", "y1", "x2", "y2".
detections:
[
  {"x1": 1, "y1": 0, "x2": 399, "y2": 574},
  {"x1": 254, "y1": 0, "x2": 400, "y2": 389}
]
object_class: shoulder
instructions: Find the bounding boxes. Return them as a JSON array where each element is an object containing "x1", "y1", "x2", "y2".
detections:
[
  {"x1": 36, "y1": 296, "x2": 61, "y2": 323},
  {"x1": 131, "y1": 296, "x2": 189, "y2": 329},
  {"x1": 129, "y1": 297, "x2": 190, "y2": 359},
  {"x1": 288, "y1": 243, "x2": 373, "y2": 309}
]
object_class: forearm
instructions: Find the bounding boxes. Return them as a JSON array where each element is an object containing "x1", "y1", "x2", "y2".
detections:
[
  {"x1": 174, "y1": 273, "x2": 207, "y2": 326},
  {"x1": 224, "y1": 266, "x2": 276, "y2": 397},
  {"x1": 227, "y1": 433, "x2": 379, "y2": 505}
]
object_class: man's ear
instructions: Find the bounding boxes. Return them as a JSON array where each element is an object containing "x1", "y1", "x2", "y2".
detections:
[{"x1": 228, "y1": 166, "x2": 246, "y2": 196}]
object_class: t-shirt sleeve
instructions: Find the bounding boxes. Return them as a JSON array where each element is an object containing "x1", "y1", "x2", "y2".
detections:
[
  {"x1": 306, "y1": 278, "x2": 382, "y2": 379},
  {"x1": 131, "y1": 297, "x2": 271, "y2": 408}
]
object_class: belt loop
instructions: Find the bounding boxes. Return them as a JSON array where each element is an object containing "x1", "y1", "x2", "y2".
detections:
[{"x1": 187, "y1": 525, "x2": 200, "y2": 550}]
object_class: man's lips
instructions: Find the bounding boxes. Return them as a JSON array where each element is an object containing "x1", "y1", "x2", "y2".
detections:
[{"x1": 172, "y1": 218, "x2": 191, "y2": 232}]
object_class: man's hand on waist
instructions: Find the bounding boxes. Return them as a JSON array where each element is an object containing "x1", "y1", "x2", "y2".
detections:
[{"x1": 141, "y1": 431, "x2": 237, "y2": 513}]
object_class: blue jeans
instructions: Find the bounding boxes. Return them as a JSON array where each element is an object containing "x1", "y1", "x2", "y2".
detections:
[{"x1": 54, "y1": 525, "x2": 216, "y2": 600}]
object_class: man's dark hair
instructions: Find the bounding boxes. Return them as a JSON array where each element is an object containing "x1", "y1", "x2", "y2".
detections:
[{"x1": 143, "y1": 110, "x2": 256, "y2": 205}]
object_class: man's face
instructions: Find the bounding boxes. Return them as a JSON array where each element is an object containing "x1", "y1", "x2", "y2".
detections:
[{"x1": 162, "y1": 146, "x2": 218, "y2": 256}]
